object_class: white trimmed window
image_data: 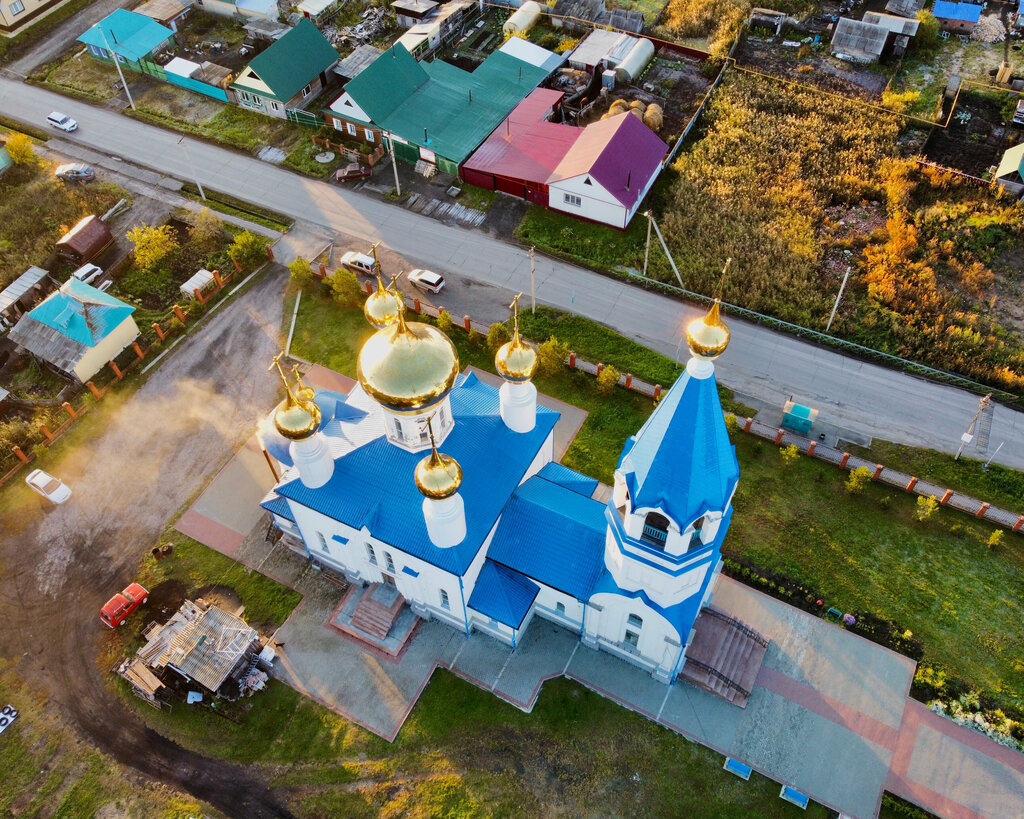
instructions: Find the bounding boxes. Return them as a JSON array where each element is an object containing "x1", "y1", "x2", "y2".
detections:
[
  {"x1": 316, "y1": 532, "x2": 329, "y2": 553},
  {"x1": 555, "y1": 602, "x2": 566, "y2": 615},
  {"x1": 440, "y1": 589, "x2": 450, "y2": 610},
  {"x1": 366, "y1": 544, "x2": 377, "y2": 565},
  {"x1": 251, "y1": 95, "x2": 262, "y2": 106},
  {"x1": 365, "y1": 129, "x2": 375, "y2": 143},
  {"x1": 384, "y1": 551, "x2": 395, "y2": 574},
  {"x1": 302, "y1": 83, "x2": 312, "y2": 97},
  {"x1": 271, "y1": 101, "x2": 280, "y2": 111},
  {"x1": 564, "y1": 193, "x2": 581, "y2": 207},
  {"x1": 9, "y1": 0, "x2": 25, "y2": 14},
  {"x1": 628, "y1": 613, "x2": 643, "y2": 629},
  {"x1": 346, "y1": 122, "x2": 357, "y2": 136}
]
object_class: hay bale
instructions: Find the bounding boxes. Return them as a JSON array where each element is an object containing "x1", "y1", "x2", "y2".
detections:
[
  {"x1": 609, "y1": 99, "x2": 630, "y2": 114},
  {"x1": 643, "y1": 103, "x2": 663, "y2": 131},
  {"x1": 630, "y1": 108, "x2": 643, "y2": 119},
  {"x1": 629, "y1": 100, "x2": 647, "y2": 112}
]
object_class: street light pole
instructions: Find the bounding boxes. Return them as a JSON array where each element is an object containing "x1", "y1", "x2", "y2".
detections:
[
  {"x1": 642, "y1": 211, "x2": 652, "y2": 277},
  {"x1": 178, "y1": 136, "x2": 205, "y2": 201},
  {"x1": 825, "y1": 266, "x2": 851, "y2": 334},
  {"x1": 529, "y1": 245, "x2": 536, "y2": 314},
  {"x1": 955, "y1": 393, "x2": 992, "y2": 460},
  {"x1": 387, "y1": 132, "x2": 401, "y2": 197},
  {"x1": 95, "y1": 24, "x2": 135, "y2": 111}
]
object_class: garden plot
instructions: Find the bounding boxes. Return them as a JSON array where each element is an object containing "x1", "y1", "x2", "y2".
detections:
[
  {"x1": 924, "y1": 90, "x2": 1018, "y2": 177},
  {"x1": 736, "y1": 36, "x2": 889, "y2": 100}
]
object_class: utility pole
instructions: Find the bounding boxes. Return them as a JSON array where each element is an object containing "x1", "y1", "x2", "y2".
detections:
[
  {"x1": 178, "y1": 136, "x2": 205, "y2": 201},
  {"x1": 825, "y1": 266, "x2": 851, "y2": 333},
  {"x1": 529, "y1": 246, "x2": 536, "y2": 314},
  {"x1": 387, "y1": 133, "x2": 401, "y2": 197},
  {"x1": 955, "y1": 393, "x2": 992, "y2": 460},
  {"x1": 96, "y1": 24, "x2": 135, "y2": 111},
  {"x1": 642, "y1": 211, "x2": 652, "y2": 278},
  {"x1": 983, "y1": 441, "x2": 1005, "y2": 471}
]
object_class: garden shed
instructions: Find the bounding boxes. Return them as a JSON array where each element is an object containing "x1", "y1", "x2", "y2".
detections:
[
  {"x1": 0, "y1": 266, "x2": 52, "y2": 331},
  {"x1": 180, "y1": 268, "x2": 217, "y2": 299},
  {"x1": 55, "y1": 215, "x2": 114, "y2": 264}
]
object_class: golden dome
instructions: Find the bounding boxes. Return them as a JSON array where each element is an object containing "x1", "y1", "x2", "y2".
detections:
[
  {"x1": 415, "y1": 447, "x2": 463, "y2": 499},
  {"x1": 357, "y1": 310, "x2": 459, "y2": 412},
  {"x1": 364, "y1": 277, "x2": 404, "y2": 329},
  {"x1": 686, "y1": 299, "x2": 730, "y2": 360},
  {"x1": 274, "y1": 391, "x2": 321, "y2": 440},
  {"x1": 496, "y1": 330, "x2": 538, "y2": 383}
]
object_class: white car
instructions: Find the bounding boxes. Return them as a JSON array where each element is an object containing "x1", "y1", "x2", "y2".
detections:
[
  {"x1": 340, "y1": 251, "x2": 377, "y2": 276},
  {"x1": 407, "y1": 269, "x2": 445, "y2": 294},
  {"x1": 25, "y1": 469, "x2": 72, "y2": 504},
  {"x1": 72, "y1": 263, "x2": 103, "y2": 285},
  {"x1": 47, "y1": 112, "x2": 78, "y2": 132}
]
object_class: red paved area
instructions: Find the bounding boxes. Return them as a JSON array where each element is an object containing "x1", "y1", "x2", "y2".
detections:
[{"x1": 175, "y1": 508, "x2": 244, "y2": 556}]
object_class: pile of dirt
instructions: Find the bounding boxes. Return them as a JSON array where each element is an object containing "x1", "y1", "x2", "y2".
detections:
[{"x1": 972, "y1": 15, "x2": 1005, "y2": 43}]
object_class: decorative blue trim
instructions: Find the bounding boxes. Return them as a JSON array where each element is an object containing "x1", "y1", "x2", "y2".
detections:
[
  {"x1": 458, "y1": 575, "x2": 469, "y2": 637},
  {"x1": 605, "y1": 505, "x2": 717, "y2": 577},
  {"x1": 331, "y1": 534, "x2": 350, "y2": 545},
  {"x1": 402, "y1": 565, "x2": 419, "y2": 578}
]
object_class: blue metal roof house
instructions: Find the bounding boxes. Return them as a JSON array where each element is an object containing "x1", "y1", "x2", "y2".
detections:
[
  {"x1": 77, "y1": 9, "x2": 174, "y2": 68},
  {"x1": 260, "y1": 299, "x2": 765, "y2": 698},
  {"x1": 931, "y1": 1, "x2": 982, "y2": 32},
  {"x1": 7, "y1": 279, "x2": 139, "y2": 382}
]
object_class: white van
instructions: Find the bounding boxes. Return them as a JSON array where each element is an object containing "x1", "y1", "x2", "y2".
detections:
[
  {"x1": 47, "y1": 112, "x2": 78, "y2": 132},
  {"x1": 340, "y1": 251, "x2": 377, "y2": 276},
  {"x1": 72, "y1": 263, "x2": 103, "y2": 285}
]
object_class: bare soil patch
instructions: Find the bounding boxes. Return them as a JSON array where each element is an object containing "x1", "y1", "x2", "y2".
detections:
[
  {"x1": 134, "y1": 83, "x2": 224, "y2": 125},
  {"x1": 196, "y1": 583, "x2": 244, "y2": 617},
  {"x1": 736, "y1": 38, "x2": 889, "y2": 100},
  {"x1": 923, "y1": 91, "x2": 1016, "y2": 177},
  {"x1": 146, "y1": 578, "x2": 187, "y2": 624}
]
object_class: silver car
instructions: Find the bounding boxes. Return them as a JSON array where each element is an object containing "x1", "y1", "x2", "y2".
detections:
[
  {"x1": 46, "y1": 112, "x2": 78, "y2": 132},
  {"x1": 55, "y1": 163, "x2": 94, "y2": 183}
]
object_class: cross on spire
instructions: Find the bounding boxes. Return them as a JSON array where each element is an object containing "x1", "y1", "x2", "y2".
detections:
[{"x1": 509, "y1": 292, "x2": 523, "y2": 338}]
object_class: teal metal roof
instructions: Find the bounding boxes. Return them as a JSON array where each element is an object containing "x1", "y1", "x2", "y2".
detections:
[
  {"x1": 468, "y1": 560, "x2": 540, "y2": 628},
  {"x1": 344, "y1": 44, "x2": 549, "y2": 164},
  {"x1": 77, "y1": 9, "x2": 172, "y2": 62},
  {"x1": 27, "y1": 278, "x2": 135, "y2": 346},
  {"x1": 232, "y1": 19, "x2": 338, "y2": 101}
]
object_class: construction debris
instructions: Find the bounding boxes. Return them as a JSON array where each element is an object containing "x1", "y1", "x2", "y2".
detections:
[{"x1": 971, "y1": 14, "x2": 1005, "y2": 43}]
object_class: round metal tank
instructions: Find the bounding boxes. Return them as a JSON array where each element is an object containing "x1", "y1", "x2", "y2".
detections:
[
  {"x1": 614, "y1": 38, "x2": 654, "y2": 83},
  {"x1": 503, "y1": 1, "x2": 542, "y2": 36}
]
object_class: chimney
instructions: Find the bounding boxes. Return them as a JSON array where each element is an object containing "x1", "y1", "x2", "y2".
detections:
[{"x1": 626, "y1": 170, "x2": 631, "y2": 191}]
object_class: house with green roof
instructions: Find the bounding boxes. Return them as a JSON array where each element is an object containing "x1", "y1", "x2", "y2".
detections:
[
  {"x1": 230, "y1": 19, "x2": 338, "y2": 119},
  {"x1": 7, "y1": 279, "x2": 139, "y2": 382},
  {"x1": 326, "y1": 43, "x2": 549, "y2": 174}
]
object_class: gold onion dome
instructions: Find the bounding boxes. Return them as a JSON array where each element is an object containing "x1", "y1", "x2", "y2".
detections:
[
  {"x1": 414, "y1": 447, "x2": 463, "y2": 499},
  {"x1": 496, "y1": 330, "x2": 538, "y2": 383},
  {"x1": 274, "y1": 390, "x2": 321, "y2": 441},
  {"x1": 364, "y1": 277, "x2": 404, "y2": 329},
  {"x1": 357, "y1": 310, "x2": 459, "y2": 412},
  {"x1": 686, "y1": 298, "x2": 730, "y2": 360}
]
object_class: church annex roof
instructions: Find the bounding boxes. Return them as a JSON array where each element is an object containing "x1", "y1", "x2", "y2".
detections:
[
  {"x1": 276, "y1": 373, "x2": 559, "y2": 575},
  {"x1": 468, "y1": 560, "x2": 540, "y2": 628},
  {"x1": 617, "y1": 368, "x2": 738, "y2": 529},
  {"x1": 537, "y1": 462, "x2": 599, "y2": 498},
  {"x1": 487, "y1": 475, "x2": 607, "y2": 600}
]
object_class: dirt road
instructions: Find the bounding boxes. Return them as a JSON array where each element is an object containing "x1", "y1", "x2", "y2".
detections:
[{"x1": 0, "y1": 267, "x2": 295, "y2": 818}]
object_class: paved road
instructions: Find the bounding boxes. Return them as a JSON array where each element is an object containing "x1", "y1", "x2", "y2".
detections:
[{"x1": 2, "y1": 77, "x2": 1023, "y2": 472}]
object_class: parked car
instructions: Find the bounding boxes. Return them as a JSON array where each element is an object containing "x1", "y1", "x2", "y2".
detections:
[
  {"x1": 100, "y1": 583, "x2": 148, "y2": 628},
  {"x1": 336, "y1": 162, "x2": 371, "y2": 181},
  {"x1": 407, "y1": 269, "x2": 445, "y2": 294},
  {"x1": 71, "y1": 263, "x2": 103, "y2": 285},
  {"x1": 340, "y1": 251, "x2": 378, "y2": 276},
  {"x1": 24, "y1": 469, "x2": 72, "y2": 504},
  {"x1": 46, "y1": 112, "x2": 78, "y2": 132},
  {"x1": 55, "y1": 163, "x2": 94, "y2": 183}
]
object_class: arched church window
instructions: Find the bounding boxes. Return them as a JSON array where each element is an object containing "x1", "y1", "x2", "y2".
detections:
[
  {"x1": 641, "y1": 512, "x2": 670, "y2": 548},
  {"x1": 689, "y1": 516, "x2": 705, "y2": 548}
]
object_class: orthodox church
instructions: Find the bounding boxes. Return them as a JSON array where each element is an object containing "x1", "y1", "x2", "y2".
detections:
[{"x1": 259, "y1": 281, "x2": 757, "y2": 689}]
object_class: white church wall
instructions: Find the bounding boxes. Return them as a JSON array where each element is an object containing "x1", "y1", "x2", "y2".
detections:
[
  {"x1": 585, "y1": 592, "x2": 682, "y2": 675},
  {"x1": 533, "y1": 585, "x2": 584, "y2": 631}
]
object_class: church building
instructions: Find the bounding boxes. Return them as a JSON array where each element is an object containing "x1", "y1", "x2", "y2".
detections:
[{"x1": 259, "y1": 282, "x2": 764, "y2": 694}]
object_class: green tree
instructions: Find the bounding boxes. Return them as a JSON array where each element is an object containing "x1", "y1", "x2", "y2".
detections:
[
  {"x1": 987, "y1": 530, "x2": 1004, "y2": 550},
  {"x1": 5, "y1": 133, "x2": 35, "y2": 165},
  {"x1": 289, "y1": 257, "x2": 314, "y2": 287},
  {"x1": 845, "y1": 466, "x2": 872, "y2": 494},
  {"x1": 188, "y1": 207, "x2": 224, "y2": 252},
  {"x1": 916, "y1": 495, "x2": 939, "y2": 522},
  {"x1": 329, "y1": 268, "x2": 362, "y2": 308},
  {"x1": 437, "y1": 308, "x2": 453, "y2": 335},
  {"x1": 537, "y1": 336, "x2": 570, "y2": 377},
  {"x1": 596, "y1": 364, "x2": 620, "y2": 396},
  {"x1": 127, "y1": 223, "x2": 179, "y2": 271},
  {"x1": 780, "y1": 444, "x2": 800, "y2": 467},
  {"x1": 228, "y1": 231, "x2": 268, "y2": 270},
  {"x1": 911, "y1": 11, "x2": 941, "y2": 57},
  {"x1": 487, "y1": 322, "x2": 511, "y2": 353}
]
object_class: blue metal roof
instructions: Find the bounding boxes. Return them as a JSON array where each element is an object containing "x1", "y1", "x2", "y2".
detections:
[
  {"x1": 260, "y1": 492, "x2": 294, "y2": 522},
  {"x1": 487, "y1": 475, "x2": 607, "y2": 600},
  {"x1": 932, "y1": 1, "x2": 981, "y2": 22},
  {"x1": 28, "y1": 279, "x2": 135, "y2": 346},
  {"x1": 617, "y1": 369, "x2": 738, "y2": 529},
  {"x1": 468, "y1": 560, "x2": 540, "y2": 628},
  {"x1": 277, "y1": 373, "x2": 560, "y2": 575},
  {"x1": 537, "y1": 462, "x2": 599, "y2": 498},
  {"x1": 261, "y1": 389, "x2": 366, "y2": 466},
  {"x1": 77, "y1": 9, "x2": 173, "y2": 62}
]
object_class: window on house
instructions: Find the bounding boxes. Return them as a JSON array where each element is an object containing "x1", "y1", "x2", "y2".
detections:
[
  {"x1": 583, "y1": 177, "x2": 592, "y2": 185},
  {"x1": 271, "y1": 101, "x2": 280, "y2": 111},
  {"x1": 365, "y1": 129, "x2": 375, "y2": 143},
  {"x1": 628, "y1": 613, "x2": 643, "y2": 629},
  {"x1": 366, "y1": 544, "x2": 377, "y2": 565},
  {"x1": 690, "y1": 515, "x2": 705, "y2": 548},
  {"x1": 346, "y1": 122, "x2": 357, "y2": 136},
  {"x1": 440, "y1": 589, "x2": 450, "y2": 610},
  {"x1": 641, "y1": 512, "x2": 670, "y2": 549},
  {"x1": 384, "y1": 551, "x2": 395, "y2": 574},
  {"x1": 9, "y1": 0, "x2": 25, "y2": 14},
  {"x1": 563, "y1": 193, "x2": 581, "y2": 207},
  {"x1": 316, "y1": 532, "x2": 329, "y2": 553},
  {"x1": 555, "y1": 602, "x2": 566, "y2": 615},
  {"x1": 302, "y1": 83, "x2": 312, "y2": 97},
  {"x1": 624, "y1": 629, "x2": 640, "y2": 649},
  {"x1": 240, "y1": 91, "x2": 250, "y2": 102}
]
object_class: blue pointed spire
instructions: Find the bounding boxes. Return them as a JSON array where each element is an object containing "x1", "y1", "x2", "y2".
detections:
[{"x1": 617, "y1": 369, "x2": 738, "y2": 528}]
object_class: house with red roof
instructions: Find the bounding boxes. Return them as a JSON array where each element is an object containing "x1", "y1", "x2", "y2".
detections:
[{"x1": 461, "y1": 90, "x2": 668, "y2": 229}]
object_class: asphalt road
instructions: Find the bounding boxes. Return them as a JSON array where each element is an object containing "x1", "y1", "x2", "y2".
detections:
[{"x1": 1, "y1": 77, "x2": 1023, "y2": 471}]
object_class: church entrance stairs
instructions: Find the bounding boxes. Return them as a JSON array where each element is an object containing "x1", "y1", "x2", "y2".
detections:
[
  {"x1": 679, "y1": 606, "x2": 769, "y2": 707},
  {"x1": 350, "y1": 583, "x2": 406, "y2": 639}
]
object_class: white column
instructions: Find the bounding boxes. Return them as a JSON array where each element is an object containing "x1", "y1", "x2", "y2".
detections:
[
  {"x1": 290, "y1": 433, "x2": 334, "y2": 489},
  {"x1": 499, "y1": 380, "x2": 537, "y2": 433},
  {"x1": 685, "y1": 356, "x2": 715, "y2": 380},
  {"x1": 422, "y1": 493, "x2": 466, "y2": 548}
]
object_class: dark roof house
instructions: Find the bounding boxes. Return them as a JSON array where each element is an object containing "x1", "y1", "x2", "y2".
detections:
[{"x1": 55, "y1": 215, "x2": 114, "y2": 263}]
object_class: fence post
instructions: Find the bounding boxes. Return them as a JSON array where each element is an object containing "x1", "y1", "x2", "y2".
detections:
[
  {"x1": 110, "y1": 360, "x2": 124, "y2": 381},
  {"x1": 12, "y1": 446, "x2": 29, "y2": 464},
  {"x1": 193, "y1": 288, "x2": 206, "y2": 304},
  {"x1": 266, "y1": 244, "x2": 275, "y2": 261},
  {"x1": 653, "y1": 384, "x2": 662, "y2": 401},
  {"x1": 976, "y1": 503, "x2": 990, "y2": 518},
  {"x1": 625, "y1": 373, "x2": 633, "y2": 389},
  {"x1": 173, "y1": 305, "x2": 187, "y2": 323},
  {"x1": 569, "y1": 352, "x2": 576, "y2": 369},
  {"x1": 414, "y1": 298, "x2": 421, "y2": 313},
  {"x1": 363, "y1": 278, "x2": 373, "y2": 295},
  {"x1": 87, "y1": 381, "x2": 103, "y2": 399},
  {"x1": 940, "y1": 489, "x2": 953, "y2": 505},
  {"x1": 132, "y1": 341, "x2": 145, "y2": 360},
  {"x1": 906, "y1": 477, "x2": 918, "y2": 491},
  {"x1": 234, "y1": 258, "x2": 243, "y2": 273},
  {"x1": 872, "y1": 464, "x2": 884, "y2": 480},
  {"x1": 463, "y1": 315, "x2": 471, "y2": 332},
  {"x1": 212, "y1": 269, "x2": 223, "y2": 287},
  {"x1": 774, "y1": 429, "x2": 784, "y2": 445},
  {"x1": 744, "y1": 417, "x2": 753, "y2": 433},
  {"x1": 152, "y1": 322, "x2": 166, "y2": 341},
  {"x1": 319, "y1": 263, "x2": 327, "y2": 278},
  {"x1": 1014, "y1": 516, "x2": 1023, "y2": 532},
  {"x1": 807, "y1": 441, "x2": 817, "y2": 455},
  {"x1": 61, "y1": 401, "x2": 77, "y2": 419},
  {"x1": 39, "y1": 423, "x2": 54, "y2": 443},
  {"x1": 839, "y1": 453, "x2": 850, "y2": 468},
  {"x1": 597, "y1": 363, "x2": 604, "y2": 376}
]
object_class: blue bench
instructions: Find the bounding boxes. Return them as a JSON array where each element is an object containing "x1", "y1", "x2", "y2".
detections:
[
  {"x1": 824, "y1": 607, "x2": 843, "y2": 622},
  {"x1": 780, "y1": 785, "x2": 809, "y2": 809},
  {"x1": 723, "y1": 757, "x2": 752, "y2": 780}
]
